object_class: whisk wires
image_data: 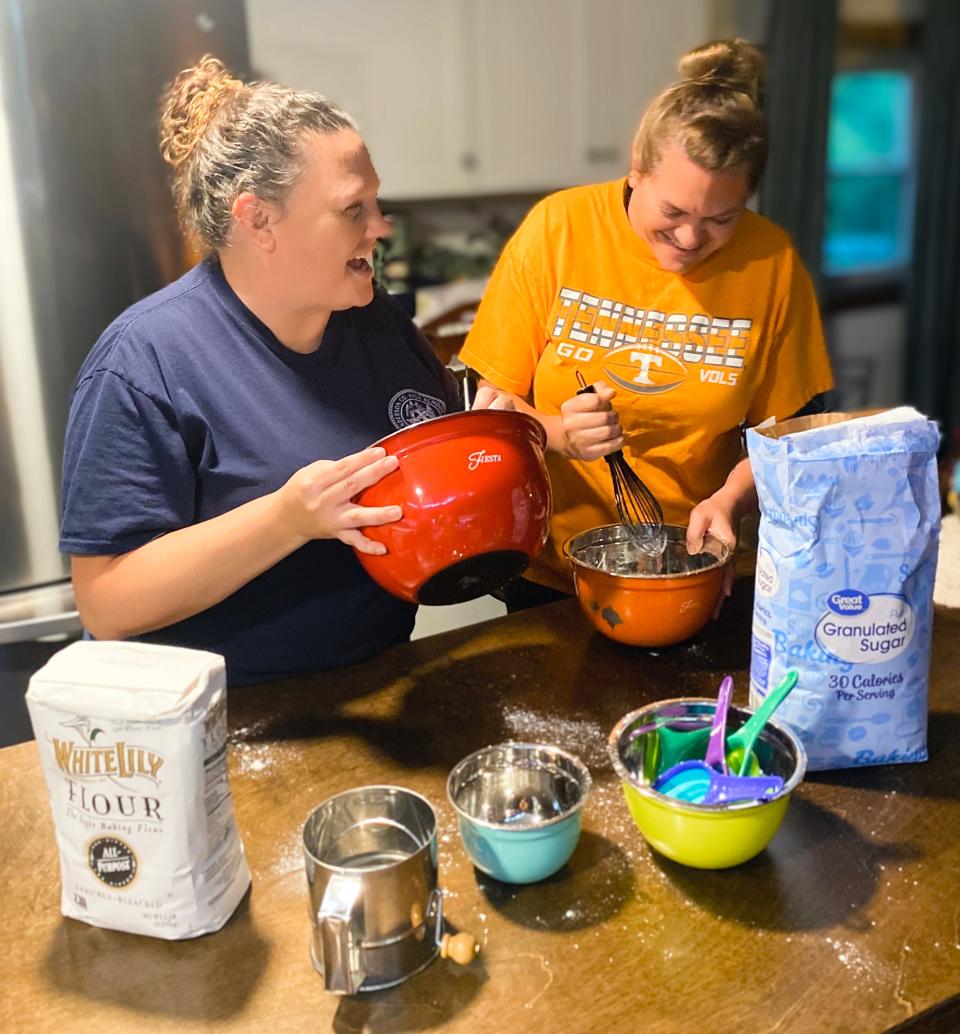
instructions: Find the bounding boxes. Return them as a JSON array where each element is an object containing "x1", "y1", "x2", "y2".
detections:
[{"x1": 575, "y1": 370, "x2": 666, "y2": 556}]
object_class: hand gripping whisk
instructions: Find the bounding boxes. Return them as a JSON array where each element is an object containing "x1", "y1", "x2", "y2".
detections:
[{"x1": 575, "y1": 372, "x2": 666, "y2": 556}]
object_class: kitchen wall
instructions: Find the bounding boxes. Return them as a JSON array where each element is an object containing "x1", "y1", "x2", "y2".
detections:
[{"x1": 827, "y1": 304, "x2": 906, "y2": 410}]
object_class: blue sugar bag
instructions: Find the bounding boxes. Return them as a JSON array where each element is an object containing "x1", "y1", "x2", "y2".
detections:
[{"x1": 746, "y1": 409, "x2": 941, "y2": 771}]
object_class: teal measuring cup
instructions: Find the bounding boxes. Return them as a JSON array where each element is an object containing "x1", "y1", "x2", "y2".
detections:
[
  {"x1": 626, "y1": 670, "x2": 799, "y2": 779},
  {"x1": 652, "y1": 759, "x2": 784, "y2": 804}
]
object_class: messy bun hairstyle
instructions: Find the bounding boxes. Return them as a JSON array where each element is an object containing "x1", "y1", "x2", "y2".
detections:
[
  {"x1": 632, "y1": 38, "x2": 767, "y2": 194},
  {"x1": 159, "y1": 55, "x2": 355, "y2": 252}
]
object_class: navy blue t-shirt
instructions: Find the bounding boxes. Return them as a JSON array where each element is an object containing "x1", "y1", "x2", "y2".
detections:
[{"x1": 60, "y1": 258, "x2": 459, "y2": 685}]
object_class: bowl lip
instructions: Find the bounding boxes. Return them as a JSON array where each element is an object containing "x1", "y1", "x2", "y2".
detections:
[
  {"x1": 607, "y1": 698, "x2": 808, "y2": 814},
  {"x1": 446, "y1": 740, "x2": 593, "y2": 832},
  {"x1": 301, "y1": 783, "x2": 438, "y2": 870},
  {"x1": 562, "y1": 524, "x2": 732, "y2": 581},
  {"x1": 370, "y1": 408, "x2": 547, "y2": 453}
]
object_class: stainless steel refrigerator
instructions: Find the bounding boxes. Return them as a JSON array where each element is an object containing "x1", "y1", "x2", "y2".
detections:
[{"x1": 0, "y1": 0, "x2": 248, "y2": 641}]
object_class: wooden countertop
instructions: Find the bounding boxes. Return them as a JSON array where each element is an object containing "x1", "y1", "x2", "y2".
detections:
[{"x1": 4, "y1": 532, "x2": 960, "y2": 1033}]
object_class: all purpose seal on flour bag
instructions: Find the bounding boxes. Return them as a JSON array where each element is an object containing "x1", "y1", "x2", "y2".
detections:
[
  {"x1": 747, "y1": 408, "x2": 941, "y2": 771},
  {"x1": 26, "y1": 640, "x2": 250, "y2": 938}
]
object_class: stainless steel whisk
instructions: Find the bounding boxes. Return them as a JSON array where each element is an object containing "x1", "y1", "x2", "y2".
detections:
[{"x1": 575, "y1": 371, "x2": 666, "y2": 556}]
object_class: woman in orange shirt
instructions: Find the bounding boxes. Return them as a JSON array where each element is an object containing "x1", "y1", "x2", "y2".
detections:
[{"x1": 459, "y1": 38, "x2": 833, "y2": 610}]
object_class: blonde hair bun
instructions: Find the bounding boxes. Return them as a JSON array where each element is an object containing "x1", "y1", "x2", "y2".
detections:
[
  {"x1": 678, "y1": 38, "x2": 765, "y2": 108},
  {"x1": 159, "y1": 54, "x2": 244, "y2": 169},
  {"x1": 631, "y1": 37, "x2": 768, "y2": 194},
  {"x1": 155, "y1": 57, "x2": 354, "y2": 253}
]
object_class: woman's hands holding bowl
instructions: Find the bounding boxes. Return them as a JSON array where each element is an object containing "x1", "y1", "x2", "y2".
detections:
[
  {"x1": 276, "y1": 447, "x2": 402, "y2": 555},
  {"x1": 275, "y1": 389, "x2": 519, "y2": 556},
  {"x1": 470, "y1": 384, "x2": 515, "y2": 411},
  {"x1": 687, "y1": 485, "x2": 741, "y2": 617}
]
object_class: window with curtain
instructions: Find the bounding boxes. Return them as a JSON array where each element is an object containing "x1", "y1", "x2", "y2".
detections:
[{"x1": 823, "y1": 69, "x2": 915, "y2": 278}]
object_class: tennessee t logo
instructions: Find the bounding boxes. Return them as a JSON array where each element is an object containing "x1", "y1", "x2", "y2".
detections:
[{"x1": 631, "y1": 351, "x2": 663, "y2": 385}]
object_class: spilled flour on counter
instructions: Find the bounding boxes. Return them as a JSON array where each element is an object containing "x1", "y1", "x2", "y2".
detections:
[
  {"x1": 824, "y1": 935, "x2": 889, "y2": 988},
  {"x1": 501, "y1": 707, "x2": 609, "y2": 768},
  {"x1": 230, "y1": 739, "x2": 300, "y2": 778},
  {"x1": 270, "y1": 834, "x2": 306, "y2": 881}
]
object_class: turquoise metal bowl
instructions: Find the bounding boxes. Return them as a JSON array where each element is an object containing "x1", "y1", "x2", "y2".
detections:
[{"x1": 446, "y1": 742, "x2": 591, "y2": 884}]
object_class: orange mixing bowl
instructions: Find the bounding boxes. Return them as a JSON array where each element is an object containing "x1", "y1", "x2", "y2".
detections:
[
  {"x1": 355, "y1": 410, "x2": 551, "y2": 605},
  {"x1": 563, "y1": 524, "x2": 732, "y2": 647}
]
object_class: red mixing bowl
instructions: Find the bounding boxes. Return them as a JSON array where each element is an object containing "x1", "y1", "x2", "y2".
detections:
[{"x1": 354, "y1": 410, "x2": 552, "y2": 605}]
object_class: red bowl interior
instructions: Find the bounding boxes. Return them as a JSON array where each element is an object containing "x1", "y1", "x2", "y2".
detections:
[{"x1": 355, "y1": 410, "x2": 552, "y2": 604}]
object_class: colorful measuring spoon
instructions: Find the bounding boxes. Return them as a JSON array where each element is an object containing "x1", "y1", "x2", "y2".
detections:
[
  {"x1": 725, "y1": 669, "x2": 800, "y2": 777},
  {"x1": 704, "y1": 675, "x2": 734, "y2": 774},
  {"x1": 627, "y1": 675, "x2": 736, "y2": 779}
]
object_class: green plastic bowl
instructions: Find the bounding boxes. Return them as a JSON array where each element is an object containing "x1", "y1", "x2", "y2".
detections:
[{"x1": 608, "y1": 699, "x2": 807, "y2": 869}]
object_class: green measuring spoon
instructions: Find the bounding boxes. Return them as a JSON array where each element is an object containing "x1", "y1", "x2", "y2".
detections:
[{"x1": 725, "y1": 669, "x2": 800, "y2": 777}]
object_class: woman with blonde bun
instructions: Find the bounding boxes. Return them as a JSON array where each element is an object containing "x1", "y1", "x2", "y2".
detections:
[
  {"x1": 61, "y1": 56, "x2": 507, "y2": 684},
  {"x1": 460, "y1": 38, "x2": 834, "y2": 611}
]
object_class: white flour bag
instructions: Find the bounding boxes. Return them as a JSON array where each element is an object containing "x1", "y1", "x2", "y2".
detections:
[
  {"x1": 747, "y1": 408, "x2": 941, "y2": 771},
  {"x1": 26, "y1": 640, "x2": 251, "y2": 938}
]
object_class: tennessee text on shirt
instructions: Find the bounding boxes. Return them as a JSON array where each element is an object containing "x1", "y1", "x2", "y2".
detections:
[{"x1": 549, "y1": 286, "x2": 750, "y2": 394}]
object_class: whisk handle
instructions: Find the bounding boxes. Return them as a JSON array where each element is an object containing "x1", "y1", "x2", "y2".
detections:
[{"x1": 576, "y1": 374, "x2": 622, "y2": 464}]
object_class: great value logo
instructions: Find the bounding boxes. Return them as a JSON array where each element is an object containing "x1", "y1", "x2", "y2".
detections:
[{"x1": 826, "y1": 589, "x2": 868, "y2": 615}]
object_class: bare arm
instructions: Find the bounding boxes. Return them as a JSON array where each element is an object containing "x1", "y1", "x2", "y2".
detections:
[
  {"x1": 686, "y1": 393, "x2": 828, "y2": 556},
  {"x1": 685, "y1": 454, "x2": 758, "y2": 617},
  {"x1": 73, "y1": 447, "x2": 401, "y2": 640},
  {"x1": 685, "y1": 455, "x2": 757, "y2": 554}
]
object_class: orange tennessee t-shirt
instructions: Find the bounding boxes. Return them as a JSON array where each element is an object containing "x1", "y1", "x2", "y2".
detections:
[{"x1": 459, "y1": 178, "x2": 834, "y2": 592}]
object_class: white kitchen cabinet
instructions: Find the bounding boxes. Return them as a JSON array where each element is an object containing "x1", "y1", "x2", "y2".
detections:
[
  {"x1": 574, "y1": 0, "x2": 713, "y2": 186},
  {"x1": 462, "y1": 0, "x2": 588, "y2": 193},
  {"x1": 245, "y1": 0, "x2": 712, "y2": 199},
  {"x1": 246, "y1": 0, "x2": 476, "y2": 198}
]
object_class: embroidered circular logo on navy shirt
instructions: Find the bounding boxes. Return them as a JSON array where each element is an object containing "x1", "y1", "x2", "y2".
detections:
[{"x1": 388, "y1": 389, "x2": 446, "y2": 429}]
